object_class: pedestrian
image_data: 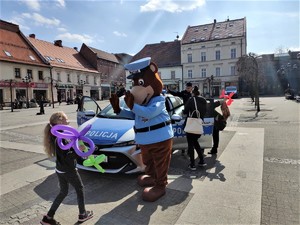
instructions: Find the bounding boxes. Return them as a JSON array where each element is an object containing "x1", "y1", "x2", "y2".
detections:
[
  {"x1": 57, "y1": 92, "x2": 61, "y2": 106},
  {"x1": 40, "y1": 111, "x2": 93, "y2": 225},
  {"x1": 168, "y1": 82, "x2": 193, "y2": 155},
  {"x1": 38, "y1": 96, "x2": 45, "y2": 115},
  {"x1": 76, "y1": 95, "x2": 81, "y2": 112},
  {"x1": 182, "y1": 86, "x2": 207, "y2": 170},
  {"x1": 116, "y1": 86, "x2": 126, "y2": 97},
  {"x1": 167, "y1": 82, "x2": 193, "y2": 105},
  {"x1": 208, "y1": 100, "x2": 229, "y2": 155}
]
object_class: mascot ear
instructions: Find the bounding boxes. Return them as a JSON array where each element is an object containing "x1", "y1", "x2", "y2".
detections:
[{"x1": 149, "y1": 62, "x2": 158, "y2": 73}]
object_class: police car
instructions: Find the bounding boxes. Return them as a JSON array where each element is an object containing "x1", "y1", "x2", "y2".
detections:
[{"x1": 76, "y1": 95, "x2": 214, "y2": 174}]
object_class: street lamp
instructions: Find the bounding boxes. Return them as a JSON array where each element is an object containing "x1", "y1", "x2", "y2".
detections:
[{"x1": 22, "y1": 75, "x2": 31, "y2": 108}]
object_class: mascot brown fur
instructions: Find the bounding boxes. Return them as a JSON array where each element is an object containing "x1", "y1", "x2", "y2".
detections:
[{"x1": 110, "y1": 57, "x2": 173, "y2": 202}]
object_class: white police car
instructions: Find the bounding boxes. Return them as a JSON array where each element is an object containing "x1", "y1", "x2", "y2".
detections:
[{"x1": 76, "y1": 95, "x2": 214, "y2": 174}]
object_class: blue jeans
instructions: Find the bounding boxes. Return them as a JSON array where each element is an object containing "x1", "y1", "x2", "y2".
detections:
[{"x1": 48, "y1": 170, "x2": 85, "y2": 217}]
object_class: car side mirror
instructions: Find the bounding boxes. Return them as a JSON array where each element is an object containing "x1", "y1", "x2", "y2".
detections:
[
  {"x1": 171, "y1": 114, "x2": 182, "y2": 122},
  {"x1": 84, "y1": 110, "x2": 96, "y2": 117}
]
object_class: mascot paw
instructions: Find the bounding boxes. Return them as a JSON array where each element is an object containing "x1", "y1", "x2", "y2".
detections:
[
  {"x1": 124, "y1": 90, "x2": 134, "y2": 110},
  {"x1": 109, "y1": 94, "x2": 121, "y2": 114},
  {"x1": 142, "y1": 186, "x2": 166, "y2": 202},
  {"x1": 137, "y1": 175, "x2": 155, "y2": 187}
]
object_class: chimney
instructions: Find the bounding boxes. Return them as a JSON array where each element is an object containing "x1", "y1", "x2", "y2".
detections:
[
  {"x1": 54, "y1": 40, "x2": 63, "y2": 47},
  {"x1": 214, "y1": 19, "x2": 217, "y2": 23},
  {"x1": 29, "y1": 34, "x2": 35, "y2": 38},
  {"x1": 74, "y1": 47, "x2": 78, "y2": 51}
]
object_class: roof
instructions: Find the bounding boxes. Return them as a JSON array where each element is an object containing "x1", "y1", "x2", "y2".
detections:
[
  {"x1": 28, "y1": 37, "x2": 98, "y2": 73},
  {"x1": 89, "y1": 46, "x2": 119, "y2": 63},
  {"x1": 130, "y1": 40, "x2": 181, "y2": 68},
  {"x1": 0, "y1": 20, "x2": 48, "y2": 67},
  {"x1": 181, "y1": 17, "x2": 246, "y2": 45}
]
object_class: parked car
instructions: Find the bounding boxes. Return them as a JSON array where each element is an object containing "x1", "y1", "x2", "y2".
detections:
[
  {"x1": 76, "y1": 95, "x2": 215, "y2": 174},
  {"x1": 295, "y1": 91, "x2": 300, "y2": 102},
  {"x1": 284, "y1": 88, "x2": 295, "y2": 100},
  {"x1": 225, "y1": 86, "x2": 238, "y2": 98}
]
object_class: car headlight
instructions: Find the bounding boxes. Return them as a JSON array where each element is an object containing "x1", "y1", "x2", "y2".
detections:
[{"x1": 113, "y1": 140, "x2": 136, "y2": 147}]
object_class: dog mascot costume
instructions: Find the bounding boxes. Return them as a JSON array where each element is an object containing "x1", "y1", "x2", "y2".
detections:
[{"x1": 110, "y1": 57, "x2": 173, "y2": 202}]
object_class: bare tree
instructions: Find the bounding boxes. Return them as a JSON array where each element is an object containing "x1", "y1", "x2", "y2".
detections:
[{"x1": 236, "y1": 53, "x2": 260, "y2": 112}]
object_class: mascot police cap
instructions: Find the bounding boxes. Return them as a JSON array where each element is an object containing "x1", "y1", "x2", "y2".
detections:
[{"x1": 125, "y1": 57, "x2": 151, "y2": 79}]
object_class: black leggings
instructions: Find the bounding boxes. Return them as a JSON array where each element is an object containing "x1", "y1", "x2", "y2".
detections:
[
  {"x1": 186, "y1": 133, "x2": 204, "y2": 166},
  {"x1": 47, "y1": 170, "x2": 85, "y2": 217},
  {"x1": 212, "y1": 126, "x2": 220, "y2": 148}
]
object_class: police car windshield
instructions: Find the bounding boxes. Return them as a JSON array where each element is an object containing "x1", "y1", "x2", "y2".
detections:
[{"x1": 98, "y1": 98, "x2": 132, "y2": 119}]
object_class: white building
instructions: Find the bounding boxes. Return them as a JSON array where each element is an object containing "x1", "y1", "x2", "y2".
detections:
[{"x1": 181, "y1": 18, "x2": 247, "y2": 96}]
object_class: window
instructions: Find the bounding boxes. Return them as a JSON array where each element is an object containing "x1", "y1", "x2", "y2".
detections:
[
  {"x1": 201, "y1": 52, "x2": 206, "y2": 62},
  {"x1": 201, "y1": 68, "x2": 207, "y2": 78},
  {"x1": 94, "y1": 76, "x2": 97, "y2": 85},
  {"x1": 171, "y1": 71, "x2": 175, "y2": 80},
  {"x1": 188, "y1": 70, "x2": 193, "y2": 79},
  {"x1": 187, "y1": 54, "x2": 192, "y2": 63},
  {"x1": 231, "y1": 48, "x2": 236, "y2": 59},
  {"x1": 216, "y1": 67, "x2": 221, "y2": 77},
  {"x1": 27, "y1": 69, "x2": 33, "y2": 79},
  {"x1": 57, "y1": 73, "x2": 61, "y2": 82},
  {"x1": 15, "y1": 68, "x2": 21, "y2": 78},
  {"x1": 45, "y1": 56, "x2": 54, "y2": 61},
  {"x1": 215, "y1": 50, "x2": 221, "y2": 60},
  {"x1": 86, "y1": 75, "x2": 89, "y2": 84},
  {"x1": 38, "y1": 71, "x2": 43, "y2": 80},
  {"x1": 67, "y1": 74, "x2": 71, "y2": 82},
  {"x1": 231, "y1": 66, "x2": 236, "y2": 76},
  {"x1": 77, "y1": 74, "x2": 80, "y2": 83},
  {"x1": 56, "y1": 58, "x2": 65, "y2": 63},
  {"x1": 4, "y1": 50, "x2": 12, "y2": 57},
  {"x1": 29, "y1": 55, "x2": 36, "y2": 61}
]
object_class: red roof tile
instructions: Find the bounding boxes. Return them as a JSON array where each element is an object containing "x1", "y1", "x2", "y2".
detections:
[
  {"x1": 28, "y1": 37, "x2": 98, "y2": 73},
  {"x1": 182, "y1": 18, "x2": 246, "y2": 45},
  {"x1": 131, "y1": 40, "x2": 181, "y2": 68},
  {"x1": 89, "y1": 46, "x2": 119, "y2": 63},
  {"x1": 0, "y1": 20, "x2": 48, "y2": 67}
]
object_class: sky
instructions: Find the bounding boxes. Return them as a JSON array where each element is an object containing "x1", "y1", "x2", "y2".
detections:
[{"x1": 1, "y1": 0, "x2": 299, "y2": 56}]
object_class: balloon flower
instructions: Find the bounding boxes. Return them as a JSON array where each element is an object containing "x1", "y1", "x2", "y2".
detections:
[
  {"x1": 79, "y1": 140, "x2": 106, "y2": 173},
  {"x1": 219, "y1": 89, "x2": 234, "y2": 106},
  {"x1": 51, "y1": 124, "x2": 95, "y2": 157}
]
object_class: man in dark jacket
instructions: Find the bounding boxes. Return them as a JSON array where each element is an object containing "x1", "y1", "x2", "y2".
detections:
[{"x1": 167, "y1": 82, "x2": 193, "y2": 104}]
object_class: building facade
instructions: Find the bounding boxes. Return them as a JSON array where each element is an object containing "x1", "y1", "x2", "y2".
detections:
[
  {"x1": 128, "y1": 40, "x2": 182, "y2": 91},
  {"x1": 79, "y1": 44, "x2": 129, "y2": 99},
  {"x1": 0, "y1": 20, "x2": 50, "y2": 108},
  {"x1": 28, "y1": 36, "x2": 100, "y2": 102},
  {"x1": 181, "y1": 18, "x2": 247, "y2": 96}
]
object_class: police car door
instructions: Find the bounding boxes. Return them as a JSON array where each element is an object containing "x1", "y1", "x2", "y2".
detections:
[{"x1": 77, "y1": 96, "x2": 101, "y2": 126}]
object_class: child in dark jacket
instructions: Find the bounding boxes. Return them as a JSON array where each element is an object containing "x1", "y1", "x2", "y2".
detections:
[{"x1": 40, "y1": 111, "x2": 93, "y2": 225}]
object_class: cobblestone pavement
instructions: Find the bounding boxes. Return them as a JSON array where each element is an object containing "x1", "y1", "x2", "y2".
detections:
[{"x1": 1, "y1": 97, "x2": 299, "y2": 224}]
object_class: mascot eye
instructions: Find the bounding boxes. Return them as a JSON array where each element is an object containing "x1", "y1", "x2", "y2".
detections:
[{"x1": 138, "y1": 79, "x2": 144, "y2": 86}]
